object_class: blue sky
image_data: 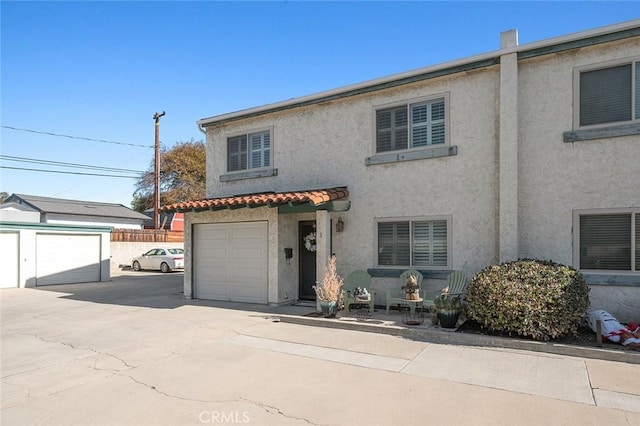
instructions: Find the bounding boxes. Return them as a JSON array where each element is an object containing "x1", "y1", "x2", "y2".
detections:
[{"x1": 1, "y1": 1, "x2": 638, "y2": 208}]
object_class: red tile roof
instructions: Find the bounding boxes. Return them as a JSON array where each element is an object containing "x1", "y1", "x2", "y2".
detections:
[{"x1": 160, "y1": 187, "x2": 348, "y2": 213}]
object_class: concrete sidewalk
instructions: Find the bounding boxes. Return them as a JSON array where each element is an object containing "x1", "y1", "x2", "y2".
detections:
[
  {"x1": 249, "y1": 315, "x2": 640, "y2": 414},
  {"x1": 2, "y1": 273, "x2": 640, "y2": 425}
]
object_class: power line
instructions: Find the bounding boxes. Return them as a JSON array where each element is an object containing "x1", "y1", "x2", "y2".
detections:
[
  {"x1": 0, "y1": 166, "x2": 141, "y2": 179},
  {"x1": 1, "y1": 125, "x2": 153, "y2": 149},
  {"x1": 0, "y1": 155, "x2": 144, "y2": 174}
]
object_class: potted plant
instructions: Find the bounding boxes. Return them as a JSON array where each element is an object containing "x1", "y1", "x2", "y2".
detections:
[
  {"x1": 313, "y1": 256, "x2": 344, "y2": 318},
  {"x1": 433, "y1": 286, "x2": 462, "y2": 328}
]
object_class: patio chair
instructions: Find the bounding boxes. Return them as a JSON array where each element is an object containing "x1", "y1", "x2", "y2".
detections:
[
  {"x1": 342, "y1": 270, "x2": 375, "y2": 314},
  {"x1": 386, "y1": 269, "x2": 424, "y2": 314},
  {"x1": 423, "y1": 270, "x2": 469, "y2": 310}
]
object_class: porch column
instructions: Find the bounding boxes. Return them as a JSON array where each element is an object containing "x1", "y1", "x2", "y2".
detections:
[{"x1": 315, "y1": 209, "x2": 332, "y2": 288}]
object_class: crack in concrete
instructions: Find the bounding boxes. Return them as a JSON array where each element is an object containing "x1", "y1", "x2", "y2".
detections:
[
  {"x1": 239, "y1": 397, "x2": 322, "y2": 425},
  {"x1": 23, "y1": 333, "x2": 79, "y2": 350},
  {"x1": 124, "y1": 376, "x2": 322, "y2": 425},
  {"x1": 103, "y1": 352, "x2": 136, "y2": 369},
  {"x1": 20, "y1": 333, "x2": 136, "y2": 371},
  {"x1": 126, "y1": 375, "x2": 225, "y2": 403}
]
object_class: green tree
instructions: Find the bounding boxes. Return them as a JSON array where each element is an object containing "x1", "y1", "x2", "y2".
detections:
[
  {"x1": 132, "y1": 140, "x2": 206, "y2": 212},
  {"x1": 0, "y1": 192, "x2": 9, "y2": 203}
]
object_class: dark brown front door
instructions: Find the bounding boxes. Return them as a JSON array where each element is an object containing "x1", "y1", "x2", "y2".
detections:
[{"x1": 299, "y1": 221, "x2": 317, "y2": 300}]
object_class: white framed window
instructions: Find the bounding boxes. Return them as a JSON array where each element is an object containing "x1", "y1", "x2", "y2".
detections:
[
  {"x1": 227, "y1": 130, "x2": 271, "y2": 172},
  {"x1": 575, "y1": 58, "x2": 640, "y2": 129},
  {"x1": 376, "y1": 96, "x2": 447, "y2": 153},
  {"x1": 573, "y1": 208, "x2": 639, "y2": 272},
  {"x1": 376, "y1": 216, "x2": 451, "y2": 268}
]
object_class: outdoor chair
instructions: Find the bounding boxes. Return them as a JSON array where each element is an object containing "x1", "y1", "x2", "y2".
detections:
[
  {"x1": 423, "y1": 270, "x2": 469, "y2": 311},
  {"x1": 342, "y1": 270, "x2": 375, "y2": 314},
  {"x1": 386, "y1": 269, "x2": 424, "y2": 315}
]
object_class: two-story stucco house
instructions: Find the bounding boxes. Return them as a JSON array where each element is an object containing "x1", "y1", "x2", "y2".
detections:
[{"x1": 163, "y1": 20, "x2": 640, "y2": 321}]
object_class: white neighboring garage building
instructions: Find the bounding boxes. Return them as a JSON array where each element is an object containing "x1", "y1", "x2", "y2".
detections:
[
  {"x1": 0, "y1": 194, "x2": 148, "y2": 288},
  {"x1": 0, "y1": 220, "x2": 111, "y2": 288}
]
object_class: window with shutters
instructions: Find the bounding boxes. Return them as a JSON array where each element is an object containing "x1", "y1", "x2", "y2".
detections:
[
  {"x1": 227, "y1": 130, "x2": 271, "y2": 172},
  {"x1": 576, "y1": 58, "x2": 640, "y2": 128},
  {"x1": 575, "y1": 209, "x2": 639, "y2": 272},
  {"x1": 376, "y1": 96, "x2": 447, "y2": 153},
  {"x1": 377, "y1": 217, "x2": 450, "y2": 268}
]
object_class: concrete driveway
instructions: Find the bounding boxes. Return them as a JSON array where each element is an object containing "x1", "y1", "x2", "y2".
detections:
[{"x1": 2, "y1": 272, "x2": 640, "y2": 425}]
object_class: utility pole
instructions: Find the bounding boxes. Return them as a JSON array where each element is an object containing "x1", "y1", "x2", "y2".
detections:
[{"x1": 153, "y1": 111, "x2": 165, "y2": 230}]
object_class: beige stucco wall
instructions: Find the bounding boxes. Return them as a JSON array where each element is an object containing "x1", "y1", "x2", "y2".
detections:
[
  {"x1": 202, "y1": 68, "x2": 500, "y2": 299},
  {"x1": 517, "y1": 39, "x2": 640, "y2": 320},
  {"x1": 518, "y1": 38, "x2": 640, "y2": 264}
]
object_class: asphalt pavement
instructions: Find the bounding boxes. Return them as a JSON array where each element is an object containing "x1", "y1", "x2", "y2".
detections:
[{"x1": 1, "y1": 271, "x2": 639, "y2": 425}]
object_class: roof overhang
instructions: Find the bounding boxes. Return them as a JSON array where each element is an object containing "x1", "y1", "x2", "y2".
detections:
[{"x1": 160, "y1": 187, "x2": 350, "y2": 214}]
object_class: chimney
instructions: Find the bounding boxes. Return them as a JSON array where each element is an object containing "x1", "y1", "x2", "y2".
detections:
[{"x1": 501, "y1": 29, "x2": 519, "y2": 49}]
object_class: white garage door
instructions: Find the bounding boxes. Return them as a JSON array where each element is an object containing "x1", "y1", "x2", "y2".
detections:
[
  {"x1": 36, "y1": 234, "x2": 101, "y2": 286},
  {"x1": 194, "y1": 222, "x2": 268, "y2": 303},
  {"x1": 0, "y1": 232, "x2": 20, "y2": 288}
]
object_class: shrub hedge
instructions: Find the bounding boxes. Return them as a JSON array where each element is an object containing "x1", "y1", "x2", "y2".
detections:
[{"x1": 465, "y1": 259, "x2": 590, "y2": 341}]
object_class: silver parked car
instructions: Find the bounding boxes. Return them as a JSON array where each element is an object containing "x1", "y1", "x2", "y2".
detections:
[{"x1": 131, "y1": 248, "x2": 184, "y2": 273}]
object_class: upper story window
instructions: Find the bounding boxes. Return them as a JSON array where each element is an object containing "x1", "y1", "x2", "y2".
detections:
[
  {"x1": 227, "y1": 130, "x2": 271, "y2": 172},
  {"x1": 574, "y1": 209, "x2": 639, "y2": 272},
  {"x1": 376, "y1": 97, "x2": 446, "y2": 153},
  {"x1": 377, "y1": 217, "x2": 450, "y2": 268},
  {"x1": 577, "y1": 59, "x2": 640, "y2": 128}
]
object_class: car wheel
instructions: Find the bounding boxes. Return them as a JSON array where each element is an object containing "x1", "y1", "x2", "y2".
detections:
[
  {"x1": 132, "y1": 261, "x2": 141, "y2": 271},
  {"x1": 160, "y1": 262, "x2": 171, "y2": 273}
]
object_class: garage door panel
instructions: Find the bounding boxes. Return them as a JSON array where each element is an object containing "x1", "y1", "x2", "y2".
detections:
[
  {"x1": 198, "y1": 284, "x2": 229, "y2": 300},
  {"x1": 232, "y1": 265, "x2": 263, "y2": 281},
  {"x1": 207, "y1": 247, "x2": 229, "y2": 257},
  {"x1": 232, "y1": 285, "x2": 266, "y2": 303},
  {"x1": 232, "y1": 225, "x2": 265, "y2": 239},
  {"x1": 194, "y1": 222, "x2": 268, "y2": 303},
  {"x1": 232, "y1": 247, "x2": 264, "y2": 258},
  {"x1": 36, "y1": 234, "x2": 101, "y2": 286}
]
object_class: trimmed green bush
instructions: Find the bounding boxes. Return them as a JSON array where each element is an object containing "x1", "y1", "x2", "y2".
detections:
[{"x1": 465, "y1": 259, "x2": 590, "y2": 341}]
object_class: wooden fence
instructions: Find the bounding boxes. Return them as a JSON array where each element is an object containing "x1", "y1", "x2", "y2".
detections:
[{"x1": 111, "y1": 229, "x2": 184, "y2": 242}]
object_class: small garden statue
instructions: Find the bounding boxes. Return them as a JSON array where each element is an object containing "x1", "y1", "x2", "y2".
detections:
[{"x1": 403, "y1": 274, "x2": 420, "y2": 301}]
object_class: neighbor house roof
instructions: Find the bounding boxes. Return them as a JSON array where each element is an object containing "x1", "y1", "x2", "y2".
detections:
[
  {"x1": 5, "y1": 194, "x2": 149, "y2": 221},
  {"x1": 161, "y1": 187, "x2": 349, "y2": 213},
  {"x1": 197, "y1": 19, "x2": 640, "y2": 129}
]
